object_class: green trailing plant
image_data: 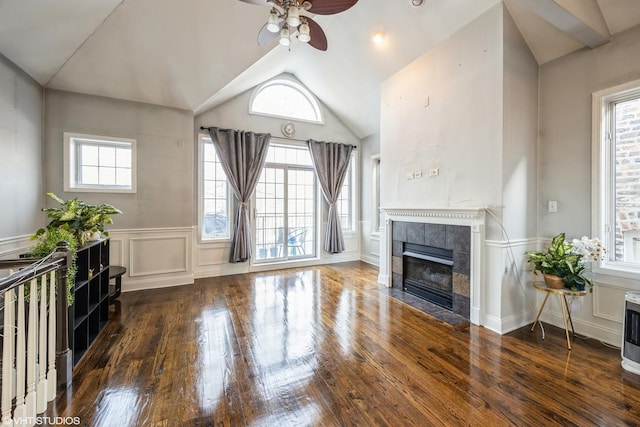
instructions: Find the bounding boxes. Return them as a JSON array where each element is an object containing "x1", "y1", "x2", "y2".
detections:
[
  {"x1": 34, "y1": 192, "x2": 122, "y2": 247},
  {"x1": 30, "y1": 227, "x2": 78, "y2": 306}
]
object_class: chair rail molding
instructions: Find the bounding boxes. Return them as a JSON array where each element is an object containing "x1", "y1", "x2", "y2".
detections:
[{"x1": 0, "y1": 234, "x2": 33, "y2": 259}]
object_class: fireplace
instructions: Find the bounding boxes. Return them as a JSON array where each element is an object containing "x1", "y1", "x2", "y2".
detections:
[
  {"x1": 381, "y1": 208, "x2": 486, "y2": 326},
  {"x1": 403, "y1": 243, "x2": 454, "y2": 310},
  {"x1": 391, "y1": 220, "x2": 471, "y2": 320}
]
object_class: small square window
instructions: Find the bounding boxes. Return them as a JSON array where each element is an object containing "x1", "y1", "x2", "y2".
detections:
[{"x1": 64, "y1": 132, "x2": 136, "y2": 193}]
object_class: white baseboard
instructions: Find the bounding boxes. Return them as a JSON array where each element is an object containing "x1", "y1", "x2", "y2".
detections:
[
  {"x1": 378, "y1": 273, "x2": 389, "y2": 286},
  {"x1": 360, "y1": 253, "x2": 379, "y2": 267},
  {"x1": 542, "y1": 310, "x2": 622, "y2": 348},
  {"x1": 122, "y1": 273, "x2": 194, "y2": 293}
]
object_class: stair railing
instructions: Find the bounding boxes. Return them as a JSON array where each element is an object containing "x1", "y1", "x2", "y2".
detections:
[{"x1": 0, "y1": 242, "x2": 72, "y2": 426}]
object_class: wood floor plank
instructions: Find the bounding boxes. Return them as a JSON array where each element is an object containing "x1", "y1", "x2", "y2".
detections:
[{"x1": 47, "y1": 261, "x2": 640, "y2": 426}]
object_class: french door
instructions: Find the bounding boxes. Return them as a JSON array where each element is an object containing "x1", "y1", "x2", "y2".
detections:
[{"x1": 254, "y1": 144, "x2": 316, "y2": 262}]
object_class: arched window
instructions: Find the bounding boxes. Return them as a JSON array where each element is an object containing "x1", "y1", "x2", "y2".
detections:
[{"x1": 249, "y1": 78, "x2": 323, "y2": 124}]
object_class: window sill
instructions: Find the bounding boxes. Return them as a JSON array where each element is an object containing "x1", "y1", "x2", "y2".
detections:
[{"x1": 198, "y1": 238, "x2": 233, "y2": 246}]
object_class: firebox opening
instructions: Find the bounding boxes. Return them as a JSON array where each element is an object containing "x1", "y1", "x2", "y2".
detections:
[{"x1": 403, "y1": 243, "x2": 454, "y2": 310}]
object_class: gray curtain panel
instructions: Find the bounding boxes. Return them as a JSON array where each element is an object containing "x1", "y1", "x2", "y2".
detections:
[
  {"x1": 307, "y1": 139, "x2": 354, "y2": 254},
  {"x1": 207, "y1": 127, "x2": 271, "y2": 262}
]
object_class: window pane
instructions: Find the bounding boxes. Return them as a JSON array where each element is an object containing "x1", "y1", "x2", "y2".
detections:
[
  {"x1": 116, "y1": 168, "x2": 131, "y2": 186},
  {"x1": 100, "y1": 146, "x2": 116, "y2": 167},
  {"x1": 337, "y1": 158, "x2": 354, "y2": 230},
  {"x1": 201, "y1": 138, "x2": 230, "y2": 240},
  {"x1": 251, "y1": 81, "x2": 321, "y2": 123},
  {"x1": 81, "y1": 145, "x2": 99, "y2": 166},
  {"x1": 69, "y1": 134, "x2": 135, "y2": 191},
  {"x1": 254, "y1": 143, "x2": 317, "y2": 262},
  {"x1": 614, "y1": 97, "x2": 640, "y2": 262},
  {"x1": 81, "y1": 166, "x2": 99, "y2": 185},
  {"x1": 116, "y1": 148, "x2": 131, "y2": 168},
  {"x1": 99, "y1": 167, "x2": 116, "y2": 185}
]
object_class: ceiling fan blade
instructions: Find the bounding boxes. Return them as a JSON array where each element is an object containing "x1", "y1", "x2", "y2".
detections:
[
  {"x1": 307, "y1": 0, "x2": 358, "y2": 15},
  {"x1": 238, "y1": 0, "x2": 270, "y2": 5},
  {"x1": 257, "y1": 21, "x2": 284, "y2": 46},
  {"x1": 305, "y1": 18, "x2": 327, "y2": 51}
]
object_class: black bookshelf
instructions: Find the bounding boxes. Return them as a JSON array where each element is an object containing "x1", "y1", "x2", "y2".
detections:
[{"x1": 68, "y1": 239, "x2": 110, "y2": 366}]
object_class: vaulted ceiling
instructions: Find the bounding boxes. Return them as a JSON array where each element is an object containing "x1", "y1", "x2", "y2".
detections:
[{"x1": 1, "y1": 0, "x2": 639, "y2": 138}]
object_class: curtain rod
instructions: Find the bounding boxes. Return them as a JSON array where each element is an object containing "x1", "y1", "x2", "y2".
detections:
[{"x1": 199, "y1": 126, "x2": 357, "y2": 149}]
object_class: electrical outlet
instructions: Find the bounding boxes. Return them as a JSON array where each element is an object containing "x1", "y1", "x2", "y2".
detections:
[
  {"x1": 414, "y1": 170, "x2": 423, "y2": 178},
  {"x1": 548, "y1": 200, "x2": 558, "y2": 212},
  {"x1": 406, "y1": 171, "x2": 415, "y2": 180},
  {"x1": 429, "y1": 168, "x2": 439, "y2": 177}
]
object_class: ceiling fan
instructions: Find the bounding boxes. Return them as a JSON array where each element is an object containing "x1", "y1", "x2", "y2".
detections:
[{"x1": 239, "y1": 0, "x2": 358, "y2": 51}]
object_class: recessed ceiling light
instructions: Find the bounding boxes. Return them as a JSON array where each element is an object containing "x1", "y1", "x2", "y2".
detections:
[
  {"x1": 372, "y1": 30, "x2": 385, "y2": 45},
  {"x1": 412, "y1": 0, "x2": 424, "y2": 6}
]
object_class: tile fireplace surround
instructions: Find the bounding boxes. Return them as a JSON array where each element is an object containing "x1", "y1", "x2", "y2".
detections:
[
  {"x1": 380, "y1": 208, "x2": 486, "y2": 326},
  {"x1": 391, "y1": 221, "x2": 471, "y2": 319}
]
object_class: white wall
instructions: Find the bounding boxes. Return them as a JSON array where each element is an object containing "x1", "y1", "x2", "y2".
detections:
[
  {"x1": 0, "y1": 53, "x2": 43, "y2": 257},
  {"x1": 380, "y1": 5, "x2": 504, "y2": 215},
  {"x1": 44, "y1": 90, "x2": 195, "y2": 228},
  {"x1": 538, "y1": 23, "x2": 640, "y2": 345},
  {"x1": 498, "y1": 5, "x2": 539, "y2": 325},
  {"x1": 193, "y1": 78, "x2": 362, "y2": 278},
  {"x1": 501, "y1": 7, "x2": 539, "y2": 241},
  {"x1": 379, "y1": 4, "x2": 540, "y2": 334}
]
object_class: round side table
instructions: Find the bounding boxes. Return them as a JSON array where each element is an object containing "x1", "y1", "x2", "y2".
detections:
[{"x1": 531, "y1": 282, "x2": 587, "y2": 350}]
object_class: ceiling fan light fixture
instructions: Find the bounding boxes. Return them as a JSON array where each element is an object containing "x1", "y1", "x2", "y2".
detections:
[
  {"x1": 286, "y1": 6, "x2": 301, "y2": 27},
  {"x1": 279, "y1": 25, "x2": 291, "y2": 46},
  {"x1": 298, "y1": 22, "x2": 311, "y2": 43},
  {"x1": 267, "y1": 9, "x2": 280, "y2": 32}
]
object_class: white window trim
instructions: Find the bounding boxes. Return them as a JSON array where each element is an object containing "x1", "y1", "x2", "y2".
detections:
[
  {"x1": 592, "y1": 78, "x2": 640, "y2": 280},
  {"x1": 248, "y1": 76, "x2": 325, "y2": 125},
  {"x1": 63, "y1": 132, "x2": 137, "y2": 193},
  {"x1": 198, "y1": 134, "x2": 232, "y2": 243}
]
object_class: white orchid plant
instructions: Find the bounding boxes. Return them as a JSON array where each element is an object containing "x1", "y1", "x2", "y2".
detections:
[{"x1": 526, "y1": 233, "x2": 607, "y2": 292}]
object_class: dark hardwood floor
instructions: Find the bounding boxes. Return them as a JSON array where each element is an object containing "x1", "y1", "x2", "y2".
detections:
[{"x1": 48, "y1": 261, "x2": 640, "y2": 426}]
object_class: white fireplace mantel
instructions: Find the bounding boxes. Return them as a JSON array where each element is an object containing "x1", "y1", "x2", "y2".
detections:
[{"x1": 379, "y1": 206, "x2": 487, "y2": 326}]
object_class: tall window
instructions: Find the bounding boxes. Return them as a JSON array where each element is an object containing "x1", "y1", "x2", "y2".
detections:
[
  {"x1": 200, "y1": 135, "x2": 231, "y2": 240},
  {"x1": 255, "y1": 143, "x2": 316, "y2": 262},
  {"x1": 372, "y1": 154, "x2": 381, "y2": 232},
  {"x1": 593, "y1": 79, "x2": 640, "y2": 276},
  {"x1": 64, "y1": 132, "x2": 135, "y2": 193},
  {"x1": 337, "y1": 153, "x2": 355, "y2": 231},
  {"x1": 249, "y1": 77, "x2": 323, "y2": 124}
]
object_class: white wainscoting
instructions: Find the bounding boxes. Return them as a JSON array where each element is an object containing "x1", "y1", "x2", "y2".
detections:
[
  {"x1": 483, "y1": 238, "x2": 538, "y2": 334},
  {"x1": 359, "y1": 220, "x2": 380, "y2": 267},
  {"x1": 108, "y1": 227, "x2": 194, "y2": 292}
]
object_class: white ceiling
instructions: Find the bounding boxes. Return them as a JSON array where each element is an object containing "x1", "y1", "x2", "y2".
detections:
[{"x1": 1, "y1": 0, "x2": 639, "y2": 138}]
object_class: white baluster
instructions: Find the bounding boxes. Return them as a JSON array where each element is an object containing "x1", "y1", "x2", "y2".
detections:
[
  {"x1": 47, "y1": 271, "x2": 56, "y2": 401},
  {"x1": 25, "y1": 278, "x2": 38, "y2": 419},
  {"x1": 13, "y1": 285, "x2": 26, "y2": 423},
  {"x1": 1, "y1": 289, "x2": 15, "y2": 427},
  {"x1": 36, "y1": 274, "x2": 47, "y2": 413}
]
